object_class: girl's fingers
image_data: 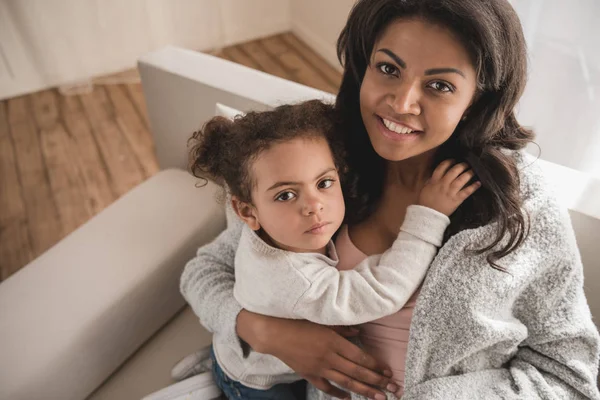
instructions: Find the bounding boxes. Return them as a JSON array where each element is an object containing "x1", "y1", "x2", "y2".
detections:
[
  {"x1": 431, "y1": 159, "x2": 455, "y2": 181},
  {"x1": 451, "y1": 170, "x2": 475, "y2": 192},
  {"x1": 458, "y1": 181, "x2": 482, "y2": 200},
  {"x1": 441, "y1": 162, "x2": 470, "y2": 183}
]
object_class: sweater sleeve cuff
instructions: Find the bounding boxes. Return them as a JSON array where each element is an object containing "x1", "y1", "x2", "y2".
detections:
[
  {"x1": 401, "y1": 205, "x2": 450, "y2": 247},
  {"x1": 220, "y1": 297, "x2": 250, "y2": 356}
]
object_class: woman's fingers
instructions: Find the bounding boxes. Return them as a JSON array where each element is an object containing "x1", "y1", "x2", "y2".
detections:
[
  {"x1": 333, "y1": 337, "x2": 392, "y2": 380},
  {"x1": 307, "y1": 376, "x2": 351, "y2": 400},
  {"x1": 323, "y1": 369, "x2": 388, "y2": 400},
  {"x1": 331, "y1": 353, "x2": 395, "y2": 391},
  {"x1": 331, "y1": 325, "x2": 361, "y2": 338}
]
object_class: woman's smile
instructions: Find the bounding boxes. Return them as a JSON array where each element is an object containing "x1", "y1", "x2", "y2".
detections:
[{"x1": 376, "y1": 115, "x2": 423, "y2": 142}]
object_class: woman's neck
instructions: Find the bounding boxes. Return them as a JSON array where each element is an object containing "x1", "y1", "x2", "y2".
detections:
[{"x1": 385, "y1": 150, "x2": 435, "y2": 191}]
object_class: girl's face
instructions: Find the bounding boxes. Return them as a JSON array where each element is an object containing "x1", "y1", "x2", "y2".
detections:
[
  {"x1": 360, "y1": 18, "x2": 478, "y2": 162},
  {"x1": 234, "y1": 136, "x2": 346, "y2": 254}
]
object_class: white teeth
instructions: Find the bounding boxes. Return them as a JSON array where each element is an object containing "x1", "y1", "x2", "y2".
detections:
[{"x1": 382, "y1": 118, "x2": 414, "y2": 134}]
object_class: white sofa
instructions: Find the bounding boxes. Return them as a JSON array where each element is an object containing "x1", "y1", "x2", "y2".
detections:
[{"x1": 0, "y1": 46, "x2": 598, "y2": 400}]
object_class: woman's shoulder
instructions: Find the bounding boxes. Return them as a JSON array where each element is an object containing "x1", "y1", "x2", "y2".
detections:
[
  {"x1": 513, "y1": 151, "x2": 574, "y2": 238},
  {"x1": 440, "y1": 151, "x2": 579, "y2": 276},
  {"x1": 513, "y1": 150, "x2": 556, "y2": 206}
]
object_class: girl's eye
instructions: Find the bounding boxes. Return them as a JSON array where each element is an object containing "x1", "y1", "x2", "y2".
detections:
[
  {"x1": 377, "y1": 62, "x2": 399, "y2": 76},
  {"x1": 428, "y1": 81, "x2": 455, "y2": 93},
  {"x1": 275, "y1": 191, "x2": 296, "y2": 202},
  {"x1": 318, "y1": 179, "x2": 335, "y2": 189}
]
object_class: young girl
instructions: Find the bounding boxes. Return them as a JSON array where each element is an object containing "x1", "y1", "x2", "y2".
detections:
[{"x1": 187, "y1": 100, "x2": 480, "y2": 399}]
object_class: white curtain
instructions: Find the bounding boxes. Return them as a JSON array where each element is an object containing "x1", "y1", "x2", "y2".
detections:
[
  {"x1": 512, "y1": 0, "x2": 600, "y2": 178},
  {"x1": 0, "y1": 0, "x2": 225, "y2": 97}
]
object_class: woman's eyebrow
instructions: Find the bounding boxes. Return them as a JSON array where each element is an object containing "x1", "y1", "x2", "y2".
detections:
[
  {"x1": 425, "y1": 68, "x2": 466, "y2": 79},
  {"x1": 377, "y1": 48, "x2": 466, "y2": 79},
  {"x1": 377, "y1": 48, "x2": 406, "y2": 68}
]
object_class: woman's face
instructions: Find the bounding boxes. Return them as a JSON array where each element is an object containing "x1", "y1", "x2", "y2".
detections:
[{"x1": 360, "y1": 18, "x2": 478, "y2": 162}]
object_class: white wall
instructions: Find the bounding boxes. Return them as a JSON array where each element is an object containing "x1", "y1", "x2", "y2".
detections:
[
  {"x1": 290, "y1": 0, "x2": 353, "y2": 72},
  {"x1": 0, "y1": 0, "x2": 291, "y2": 100},
  {"x1": 511, "y1": 0, "x2": 600, "y2": 178}
]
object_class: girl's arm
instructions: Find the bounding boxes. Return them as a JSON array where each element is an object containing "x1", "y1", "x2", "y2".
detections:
[{"x1": 290, "y1": 205, "x2": 449, "y2": 324}]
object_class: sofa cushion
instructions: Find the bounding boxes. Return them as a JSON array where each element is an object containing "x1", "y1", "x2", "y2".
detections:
[
  {"x1": 0, "y1": 169, "x2": 225, "y2": 400},
  {"x1": 87, "y1": 306, "x2": 213, "y2": 400}
]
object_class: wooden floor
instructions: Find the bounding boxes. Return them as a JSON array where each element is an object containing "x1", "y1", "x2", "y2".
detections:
[{"x1": 0, "y1": 32, "x2": 341, "y2": 281}]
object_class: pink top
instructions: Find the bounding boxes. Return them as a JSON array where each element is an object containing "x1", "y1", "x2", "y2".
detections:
[{"x1": 335, "y1": 225, "x2": 420, "y2": 396}]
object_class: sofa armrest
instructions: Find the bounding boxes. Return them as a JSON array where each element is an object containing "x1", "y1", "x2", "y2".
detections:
[
  {"x1": 138, "y1": 46, "x2": 336, "y2": 170},
  {"x1": 0, "y1": 169, "x2": 225, "y2": 400}
]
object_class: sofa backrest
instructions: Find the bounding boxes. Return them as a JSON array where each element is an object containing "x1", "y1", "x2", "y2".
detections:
[{"x1": 138, "y1": 46, "x2": 600, "y2": 328}]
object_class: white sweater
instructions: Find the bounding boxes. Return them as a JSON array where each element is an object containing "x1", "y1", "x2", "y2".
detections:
[{"x1": 213, "y1": 205, "x2": 449, "y2": 389}]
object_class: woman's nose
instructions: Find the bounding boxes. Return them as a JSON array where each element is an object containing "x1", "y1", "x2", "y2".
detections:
[{"x1": 389, "y1": 81, "x2": 421, "y2": 115}]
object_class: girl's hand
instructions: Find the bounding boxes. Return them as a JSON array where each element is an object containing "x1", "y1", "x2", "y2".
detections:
[
  {"x1": 418, "y1": 160, "x2": 482, "y2": 216},
  {"x1": 237, "y1": 310, "x2": 394, "y2": 399}
]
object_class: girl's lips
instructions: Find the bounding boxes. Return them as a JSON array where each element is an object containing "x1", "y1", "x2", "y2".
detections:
[
  {"x1": 376, "y1": 116, "x2": 422, "y2": 142},
  {"x1": 306, "y1": 222, "x2": 331, "y2": 234}
]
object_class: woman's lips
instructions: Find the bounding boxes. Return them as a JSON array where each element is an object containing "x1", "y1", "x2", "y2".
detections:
[{"x1": 376, "y1": 116, "x2": 422, "y2": 142}]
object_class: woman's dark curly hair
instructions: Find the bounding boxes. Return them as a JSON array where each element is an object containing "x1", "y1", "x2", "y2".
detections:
[
  {"x1": 189, "y1": 100, "x2": 346, "y2": 204},
  {"x1": 336, "y1": 0, "x2": 534, "y2": 271}
]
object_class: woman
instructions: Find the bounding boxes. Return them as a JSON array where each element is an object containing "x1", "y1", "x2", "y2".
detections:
[{"x1": 181, "y1": 0, "x2": 600, "y2": 399}]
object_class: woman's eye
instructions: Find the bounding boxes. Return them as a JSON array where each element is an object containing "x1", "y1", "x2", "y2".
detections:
[
  {"x1": 428, "y1": 81, "x2": 455, "y2": 93},
  {"x1": 318, "y1": 179, "x2": 335, "y2": 189},
  {"x1": 275, "y1": 191, "x2": 296, "y2": 201},
  {"x1": 377, "y1": 63, "x2": 398, "y2": 76}
]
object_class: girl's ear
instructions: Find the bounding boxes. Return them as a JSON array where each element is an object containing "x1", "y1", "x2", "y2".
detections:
[{"x1": 231, "y1": 196, "x2": 261, "y2": 231}]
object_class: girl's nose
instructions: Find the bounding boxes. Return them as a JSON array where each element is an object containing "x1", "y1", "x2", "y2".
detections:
[{"x1": 302, "y1": 196, "x2": 324, "y2": 216}]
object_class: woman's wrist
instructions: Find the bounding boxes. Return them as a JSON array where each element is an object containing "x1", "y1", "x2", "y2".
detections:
[{"x1": 236, "y1": 309, "x2": 271, "y2": 354}]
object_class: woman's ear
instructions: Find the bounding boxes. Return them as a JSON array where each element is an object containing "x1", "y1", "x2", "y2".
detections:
[{"x1": 231, "y1": 196, "x2": 261, "y2": 231}]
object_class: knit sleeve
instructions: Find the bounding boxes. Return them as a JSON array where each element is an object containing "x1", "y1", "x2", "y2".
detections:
[
  {"x1": 292, "y1": 205, "x2": 450, "y2": 325},
  {"x1": 180, "y1": 211, "x2": 245, "y2": 349},
  {"x1": 403, "y1": 206, "x2": 600, "y2": 400}
]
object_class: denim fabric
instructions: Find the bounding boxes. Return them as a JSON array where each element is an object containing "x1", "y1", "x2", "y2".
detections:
[{"x1": 210, "y1": 347, "x2": 306, "y2": 400}]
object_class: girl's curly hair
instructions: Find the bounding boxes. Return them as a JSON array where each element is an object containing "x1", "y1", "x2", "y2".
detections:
[{"x1": 189, "y1": 100, "x2": 347, "y2": 204}]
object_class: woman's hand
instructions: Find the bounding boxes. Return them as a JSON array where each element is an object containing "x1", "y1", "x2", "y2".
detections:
[{"x1": 237, "y1": 310, "x2": 394, "y2": 399}]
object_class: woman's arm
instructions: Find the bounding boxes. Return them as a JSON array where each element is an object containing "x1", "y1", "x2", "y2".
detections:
[
  {"x1": 238, "y1": 310, "x2": 395, "y2": 399},
  {"x1": 403, "y1": 257, "x2": 600, "y2": 400},
  {"x1": 401, "y1": 204, "x2": 600, "y2": 400},
  {"x1": 180, "y1": 208, "x2": 394, "y2": 399},
  {"x1": 180, "y1": 218, "x2": 244, "y2": 345}
]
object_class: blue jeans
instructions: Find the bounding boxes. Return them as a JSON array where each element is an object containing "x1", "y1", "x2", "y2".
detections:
[{"x1": 210, "y1": 347, "x2": 306, "y2": 400}]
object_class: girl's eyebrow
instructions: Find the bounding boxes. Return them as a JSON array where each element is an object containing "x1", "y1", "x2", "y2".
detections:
[
  {"x1": 376, "y1": 48, "x2": 466, "y2": 79},
  {"x1": 267, "y1": 167, "x2": 336, "y2": 191}
]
